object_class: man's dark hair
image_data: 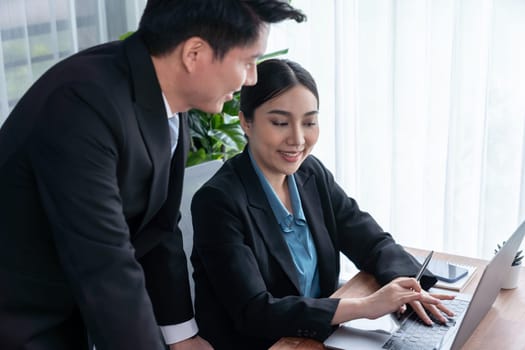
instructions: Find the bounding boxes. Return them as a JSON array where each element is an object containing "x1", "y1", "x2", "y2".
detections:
[
  {"x1": 240, "y1": 58, "x2": 319, "y2": 122},
  {"x1": 138, "y1": 0, "x2": 306, "y2": 58}
]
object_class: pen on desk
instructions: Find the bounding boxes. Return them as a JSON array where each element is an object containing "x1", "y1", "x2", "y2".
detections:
[{"x1": 415, "y1": 250, "x2": 434, "y2": 282}]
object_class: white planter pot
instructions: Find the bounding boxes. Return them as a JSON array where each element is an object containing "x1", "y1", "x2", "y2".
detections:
[{"x1": 501, "y1": 265, "x2": 521, "y2": 290}]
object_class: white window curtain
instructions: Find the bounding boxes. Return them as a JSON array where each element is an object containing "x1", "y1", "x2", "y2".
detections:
[
  {"x1": 0, "y1": 0, "x2": 146, "y2": 124},
  {"x1": 268, "y1": 0, "x2": 525, "y2": 260}
]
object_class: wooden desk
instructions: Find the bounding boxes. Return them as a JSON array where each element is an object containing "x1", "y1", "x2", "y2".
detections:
[{"x1": 270, "y1": 248, "x2": 525, "y2": 350}]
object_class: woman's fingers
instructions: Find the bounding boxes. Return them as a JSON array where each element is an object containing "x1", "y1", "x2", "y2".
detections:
[
  {"x1": 428, "y1": 293, "x2": 456, "y2": 317},
  {"x1": 419, "y1": 293, "x2": 441, "y2": 305},
  {"x1": 409, "y1": 294, "x2": 444, "y2": 325},
  {"x1": 410, "y1": 300, "x2": 433, "y2": 325},
  {"x1": 424, "y1": 303, "x2": 448, "y2": 324},
  {"x1": 394, "y1": 277, "x2": 422, "y2": 292},
  {"x1": 366, "y1": 278, "x2": 453, "y2": 321},
  {"x1": 411, "y1": 292, "x2": 457, "y2": 325}
]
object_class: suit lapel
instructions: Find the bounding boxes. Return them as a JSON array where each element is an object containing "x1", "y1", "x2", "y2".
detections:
[
  {"x1": 295, "y1": 169, "x2": 339, "y2": 296},
  {"x1": 236, "y1": 151, "x2": 302, "y2": 293},
  {"x1": 124, "y1": 33, "x2": 171, "y2": 230},
  {"x1": 249, "y1": 207, "x2": 303, "y2": 293}
]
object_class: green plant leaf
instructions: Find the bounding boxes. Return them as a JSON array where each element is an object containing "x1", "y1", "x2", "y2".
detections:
[
  {"x1": 208, "y1": 126, "x2": 245, "y2": 152},
  {"x1": 222, "y1": 93, "x2": 241, "y2": 116},
  {"x1": 186, "y1": 148, "x2": 208, "y2": 167},
  {"x1": 258, "y1": 48, "x2": 289, "y2": 62},
  {"x1": 119, "y1": 31, "x2": 134, "y2": 40},
  {"x1": 495, "y1": 241, "x2": 523, "y2": 266}
]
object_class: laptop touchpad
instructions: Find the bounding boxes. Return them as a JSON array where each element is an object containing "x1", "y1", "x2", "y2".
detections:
[{"x1": 344, "y1": 313, "x2": 401, "y2": 334}]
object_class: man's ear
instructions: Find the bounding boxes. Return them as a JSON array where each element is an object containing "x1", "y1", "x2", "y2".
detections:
[{"x1": 180, "y1": 37, "x2": 209, "y2": 72}]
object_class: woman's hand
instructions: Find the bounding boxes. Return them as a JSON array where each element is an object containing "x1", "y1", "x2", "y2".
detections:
[
  {"x1": 407, "y1": 290, "x2": 456, "y2": 325},
  {"x1": 331, "y1": 277, "x2": 441, "y2": 324},
  {"x1": 360, "y1": 277, "x2": 442, "y2": 320}
]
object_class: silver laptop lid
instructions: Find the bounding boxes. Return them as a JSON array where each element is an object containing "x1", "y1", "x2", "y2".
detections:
[{"x1": 450, "y1": 220, "x2": 525, "y2": 350}]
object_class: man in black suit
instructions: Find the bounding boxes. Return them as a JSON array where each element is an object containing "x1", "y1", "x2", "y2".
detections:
[{"x1": 0, "y1": 1, "x2": 305, "y2": 349}]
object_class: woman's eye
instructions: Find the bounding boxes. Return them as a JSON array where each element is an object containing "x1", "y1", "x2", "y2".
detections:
[
  {"x1": 271, "y1": 121, "x2": 288, "y2": 126},
  {"x1": 305, "y1": 122, "x2": 317, "y2": 127}
]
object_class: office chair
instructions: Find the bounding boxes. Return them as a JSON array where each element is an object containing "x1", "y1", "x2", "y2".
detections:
[{"x1": 179, "y1": 159, "x2": 223, "y2": 301}]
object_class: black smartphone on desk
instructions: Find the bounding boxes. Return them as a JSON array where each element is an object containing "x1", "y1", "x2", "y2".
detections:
[{"x1": 416, "y1": 257, "x2": 469, "y2": 283}]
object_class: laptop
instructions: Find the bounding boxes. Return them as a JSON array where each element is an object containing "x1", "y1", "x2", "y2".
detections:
[{"x1": 324, "y1": 220, "x2": 525, "y2": 350}]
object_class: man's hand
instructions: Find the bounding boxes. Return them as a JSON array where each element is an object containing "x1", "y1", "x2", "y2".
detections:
[{"x1": 169, "y1": 335, "x2": 214, "y2": 350}]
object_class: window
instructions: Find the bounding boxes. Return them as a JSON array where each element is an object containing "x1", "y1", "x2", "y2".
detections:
[
  {"x1": 273, "y1": 0, "x2": 525, "y2": 259},
  {"x1": 0, "y1": 0, "x2": 146, "y2": 124}
]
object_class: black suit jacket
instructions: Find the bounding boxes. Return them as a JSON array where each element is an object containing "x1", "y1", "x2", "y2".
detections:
[
  {"x1": 0, "y1": 33, "x2": 192, "y2": 349},
  {"x1": 190, "y1": 148, "x2": 436, "y2": 350}
]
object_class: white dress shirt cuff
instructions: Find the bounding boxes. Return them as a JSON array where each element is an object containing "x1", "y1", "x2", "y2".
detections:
[{"x1": 160, "y1": 318, "x2": 199, "y2": 345}]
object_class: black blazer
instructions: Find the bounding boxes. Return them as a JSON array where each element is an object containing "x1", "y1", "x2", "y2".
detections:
[
  {"x1": 191, "y1": 148, "x2": 436, "y2": 350},
  {"x1": 0, "y1": 33, "x2": 192, "y2": 349}
]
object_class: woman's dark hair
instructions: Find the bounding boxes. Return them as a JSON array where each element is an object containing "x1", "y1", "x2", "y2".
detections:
[
  {"x1": 240, "y1": 58, "x2": 319, "y2": 122},
  {"x1": 138, "y1": 0, "x2": 306, "y2": 58}
]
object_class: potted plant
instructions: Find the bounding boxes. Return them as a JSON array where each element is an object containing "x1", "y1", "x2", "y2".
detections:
[
  {"x1": 494, "y1": 241, "x2": 523, "y2": 289},
  {"x1": 186, "y1": 93, "x2": 245, "y2": 166}
]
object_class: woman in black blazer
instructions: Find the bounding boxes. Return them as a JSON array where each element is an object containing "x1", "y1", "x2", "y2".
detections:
[{"x1": 190, "y1": 59, "x2": 454, "y2": 350}]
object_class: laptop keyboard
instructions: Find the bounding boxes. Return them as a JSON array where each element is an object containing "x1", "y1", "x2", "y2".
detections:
[{"x1": 382, "y1": 298, "x2": 469, "y2": 350}]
